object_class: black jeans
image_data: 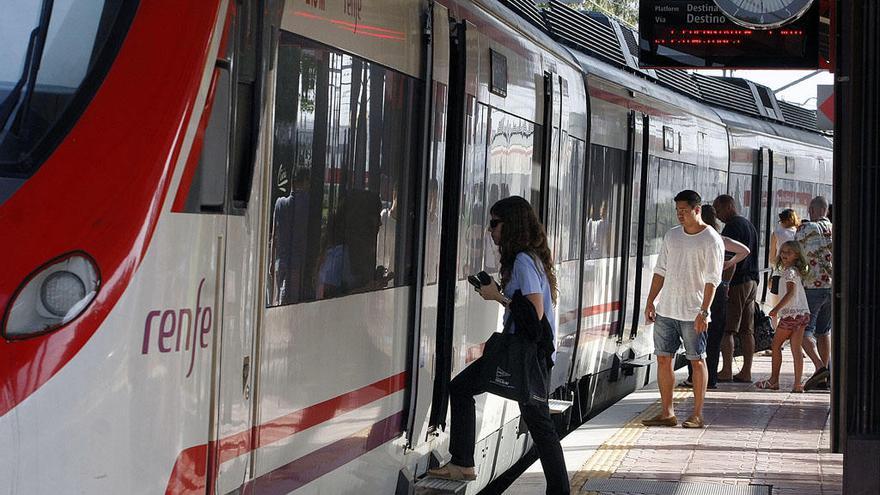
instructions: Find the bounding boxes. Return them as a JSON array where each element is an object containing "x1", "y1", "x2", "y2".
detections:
[
  {"x1": 448, "y1": 356, "x2": 570, "y2": 494},
  {"x1": 686, "y1": 284, "x2": 727, "y2": 387}
]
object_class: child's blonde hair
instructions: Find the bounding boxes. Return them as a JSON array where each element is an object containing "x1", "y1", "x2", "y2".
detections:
[{"x1": 776, "y1": 240, "x2": 810, "y2": 276}]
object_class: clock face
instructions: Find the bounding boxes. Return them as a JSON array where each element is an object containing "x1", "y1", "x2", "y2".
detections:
[{"x1": 713, "y1": 0, "x2": 815, "y2": 29}]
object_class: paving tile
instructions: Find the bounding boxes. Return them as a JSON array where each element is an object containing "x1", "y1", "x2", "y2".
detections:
[{"x1": 566, "y1": 351, "x2": 843, "y2": 495}]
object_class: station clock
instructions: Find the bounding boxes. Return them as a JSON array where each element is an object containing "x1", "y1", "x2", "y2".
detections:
[{"x1": 713, "y1": 0, "x2": 815, "y2": 29}]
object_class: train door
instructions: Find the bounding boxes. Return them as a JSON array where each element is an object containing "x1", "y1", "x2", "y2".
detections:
[
  {"x1": 624, "y1": 112, "x2": 649, "y2": 345},
  {"x1": 204, "y1": 3, "x2": 264, "y2": 492},
  {"x1": 429, "y1": 14, "x2": 547, "y2": 481},
  {"x1": 758, "y1": 147, "x2": 774, "y2": 302},
  {"x1": 543, "y1": 72, "x2": 587, "y2": 391},
  {"x1": 406, "y1": 0, "x2": 451, "y2": 448},
  {"x1": 430, "y1": 15, "x2": 497, "y2": 436}
]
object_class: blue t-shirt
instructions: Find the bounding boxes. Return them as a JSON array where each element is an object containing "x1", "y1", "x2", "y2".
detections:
[{"x1": 503, "y1": 252, "x2": 557, "y2": 347}]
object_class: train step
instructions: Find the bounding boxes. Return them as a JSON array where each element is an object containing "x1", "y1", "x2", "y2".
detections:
[
  {"x1": 548, "y1": 398, "x2": 573, "y2": 415},
  {"x1": 621, "y1": 357, "x2": 653, "y2": 369},
  {"x1": 414, "y1": 476, "x2": 469, "y2": 494}
]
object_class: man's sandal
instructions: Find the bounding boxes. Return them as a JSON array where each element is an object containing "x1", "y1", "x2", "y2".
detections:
[
  {"x1": 754, "y1": 379, "x2": 779, "y2": 390},
  {"x1": 681, "y1": 415, "x2": 705, "y2": 428},
  {"x1": 641, "y1": 414, "x2": 677, "y2": 427}
]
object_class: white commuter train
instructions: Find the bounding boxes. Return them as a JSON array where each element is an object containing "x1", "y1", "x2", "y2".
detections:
[{"x1": 0, "y1": 0, "x2": 832, "y2": 494}]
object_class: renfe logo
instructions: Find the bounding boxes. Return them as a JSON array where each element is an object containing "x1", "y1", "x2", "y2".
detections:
[{"x1": 142, "y1": 278, "x2": 213, "y2": 377}]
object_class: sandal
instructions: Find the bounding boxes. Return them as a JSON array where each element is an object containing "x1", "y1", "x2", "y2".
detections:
[
  {"x1": 427, "y1": 463, "x2": 477, "y2": 481},
  {"x1": 641, "y1": 414, "x2": 677, "y2": 427},
  {"x1": 792, "y1": 384, "x2": 804, "y2": 393},
  {"x1": 681, "y1": 415, "x2": 705, "y2": 428},
  {"x1": 754, "y1": 379, "x2": 779, "y2": 390}
]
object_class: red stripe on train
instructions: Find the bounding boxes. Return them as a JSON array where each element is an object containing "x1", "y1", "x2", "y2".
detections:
[
  {"x1": 243, "y1": 411, "x2": 404, "y2": 494},
  {"x1": 0, "y1": 1, "x2": 224, "y2": 417},
  {"x1": 165, "y1": 372, "x2": 407, "y2": 495}
]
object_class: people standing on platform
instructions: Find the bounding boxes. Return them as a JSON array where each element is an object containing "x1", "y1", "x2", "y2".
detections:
[
  {"x1": 642, "y1": 191, "x2": 724, "y2": 429},
  {"x1": 679, "y1": 204, "x2": 750, "y2": 390},
  {"x1": 713, "y1": 194, "x2": 759, "y2": 383},
  {"x1": 755, "y1": 241, "x2": 811, "y2": 392},
  {"x1": 429, "y1": 196, "x2": 569, "y2": 494},
  {"x1": 797, "y1": 196, "x2": 833, "y2": 391}
]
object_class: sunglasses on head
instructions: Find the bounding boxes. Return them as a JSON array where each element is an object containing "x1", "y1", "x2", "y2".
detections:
[{"x1": 489, "y1": 219, "x2": 502, "y2": 229}]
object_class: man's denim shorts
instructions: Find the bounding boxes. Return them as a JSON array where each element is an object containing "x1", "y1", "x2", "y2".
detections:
[
  {"x1": 805, "y1": 288, "x2": 832, "y2": 337},
  {"x1": 653, "y1": 314, "x2": 707, "y2": 360}
]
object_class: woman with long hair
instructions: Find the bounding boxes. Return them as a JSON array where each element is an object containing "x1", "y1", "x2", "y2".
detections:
[{"x1": 429, "y1": 196, "x2": 569, "y2": 494}]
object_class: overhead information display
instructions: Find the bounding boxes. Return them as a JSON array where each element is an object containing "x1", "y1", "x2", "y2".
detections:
[{"x1": 639, "y1": 0, "x2": 820, "y2": 68}]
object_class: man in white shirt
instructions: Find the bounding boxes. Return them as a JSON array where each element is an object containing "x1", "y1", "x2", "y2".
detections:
[{"x1": 643, "y1": 190, "x2": 725, "y2": 429}]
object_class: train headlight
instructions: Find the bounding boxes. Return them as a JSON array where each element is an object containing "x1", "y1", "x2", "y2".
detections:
[
  {"x1": 3, "y1": 253, "x2": 100, "y2": 340},
  {"x1": 41, "y1": 271, "x2": 88, "y2": 317}
]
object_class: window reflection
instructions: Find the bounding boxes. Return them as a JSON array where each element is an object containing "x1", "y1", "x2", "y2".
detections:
[
  {"x1": 267, "y1": 32, "x2": 422, "y2": 306},
  {"x1": 483, "y1": 111, "x2": 536, "y2": 272}
]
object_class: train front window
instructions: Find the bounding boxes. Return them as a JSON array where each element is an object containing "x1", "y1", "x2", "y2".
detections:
[{"x1": 0, "y1": 0, "x2": 137, "y2": 181}]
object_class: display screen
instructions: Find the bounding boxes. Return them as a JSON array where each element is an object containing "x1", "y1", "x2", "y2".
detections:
[{"x1": 639, "y1": 0, "x2": 819, "y2": 68}]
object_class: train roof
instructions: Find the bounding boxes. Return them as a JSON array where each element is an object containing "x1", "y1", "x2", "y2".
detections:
[
  {"x1": 457, "y1": 0, "x2": 588, "y2": 77},
  {"x1": 569, "y1": 49, "x2": 724, "y2": 125},
  {"x1": 496, "y1": 0, "x2": 830, "y2": 137},
  {"x1": 713, "y1": 107, "x2": 834, "y2": 149}
]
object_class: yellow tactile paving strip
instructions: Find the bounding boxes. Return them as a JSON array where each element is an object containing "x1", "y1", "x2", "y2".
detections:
[{"x1": 569, "y1": 388, "x2": 692, "y2": 494}]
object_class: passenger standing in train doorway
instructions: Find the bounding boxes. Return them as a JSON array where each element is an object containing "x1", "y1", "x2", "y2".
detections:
[
  {"x1": 713, "y1": 194, "x2": 760, "y2": 383},
  {"x1": 643, "y1": 190, "x2": 724, "y2": 429},
  {"x1": 429, "y1": 196, "x2": 569, "y2": 494}
]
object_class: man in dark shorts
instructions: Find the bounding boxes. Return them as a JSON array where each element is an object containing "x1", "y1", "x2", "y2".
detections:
[{"x1": 713, "y1": 194, "x2": 759, "y2": 382}]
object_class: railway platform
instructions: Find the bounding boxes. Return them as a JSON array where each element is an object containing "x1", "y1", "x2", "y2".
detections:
[{"x1": 507, "y1": 352, "x2": 841, "y2": 495}]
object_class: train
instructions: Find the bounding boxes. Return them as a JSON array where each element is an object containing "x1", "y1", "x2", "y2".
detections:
[{"x1": 0, "y1": 0, "x2": 832, "y2": 493}]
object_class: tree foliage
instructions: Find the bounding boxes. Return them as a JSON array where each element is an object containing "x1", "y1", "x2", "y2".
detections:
[{"x1": 574, "y1": 0, "x2": 639, "y2": 27}]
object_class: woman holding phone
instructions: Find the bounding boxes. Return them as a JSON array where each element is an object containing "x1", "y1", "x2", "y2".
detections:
[{"x1": 429, "y1": 196, "x2": 569, "y2": 494}]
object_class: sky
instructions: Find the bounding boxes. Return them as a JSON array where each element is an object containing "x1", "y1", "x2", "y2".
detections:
[{"x1": 696, "y1": 70, "x2": 834, "y2": 110}]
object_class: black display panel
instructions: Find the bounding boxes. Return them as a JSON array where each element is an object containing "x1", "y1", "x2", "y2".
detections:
[{"x1": 639, "y1": 0, "x2": 820, "y2": 68}]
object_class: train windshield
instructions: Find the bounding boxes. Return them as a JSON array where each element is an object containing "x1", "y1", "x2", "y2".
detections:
[{"x1": 0, "y1": 0, "x2": 137, "y2": 184}]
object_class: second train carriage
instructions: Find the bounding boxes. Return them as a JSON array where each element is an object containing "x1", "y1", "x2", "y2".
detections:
[{"x1": 0, "y1": 0, "x2": 832, "y2": 493}]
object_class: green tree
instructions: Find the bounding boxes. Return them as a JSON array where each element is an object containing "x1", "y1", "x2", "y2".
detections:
[{"x1": 575, "y1": 0, "x2": 639, "y2": 27}]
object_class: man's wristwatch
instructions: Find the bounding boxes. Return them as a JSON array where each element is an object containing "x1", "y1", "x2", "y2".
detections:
[{"x1": 697, "y1": 309, "x2": 709, "y2": 318}]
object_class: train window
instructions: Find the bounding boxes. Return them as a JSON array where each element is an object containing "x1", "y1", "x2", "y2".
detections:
[
  {"x1": 483, "y1": 109, "x2": 539, "y2": 273},
  {"x1": 0, "y1": 1, "x2": 137, "y2": 186},
  {"x1": 728, "y1": 172, "x2": 753, "y2": 222},
  {"x1": 457, "y1": 101, "x2": 489, "y2": 279},
  {"x1": 423, "y1": 83, "x2": 447, "y2": 286},
  {"x1": 266, "y1": 32, "x2": 423, "y2": 306},
  {"x1": 586, "y1": 145, "x2": 627, "y2": 260},
  {"x1": 773, "y1": 177, "x2": 833, "y2": 221},
  {"x1": 644, "y1": 157, "x2": 724, "y2": 255},
  {"x1": 556, "y1": 136, "x2": 585, "y2": 262}
]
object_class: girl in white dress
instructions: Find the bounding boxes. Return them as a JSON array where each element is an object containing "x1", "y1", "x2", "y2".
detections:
[{"x1": 755, "y1": 241, "x2": 811, "y2": 392}]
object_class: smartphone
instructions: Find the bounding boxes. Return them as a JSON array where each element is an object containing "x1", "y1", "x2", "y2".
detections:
[{"x1": 468, "y1": 271, "x2": 495, "y2": 290}]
